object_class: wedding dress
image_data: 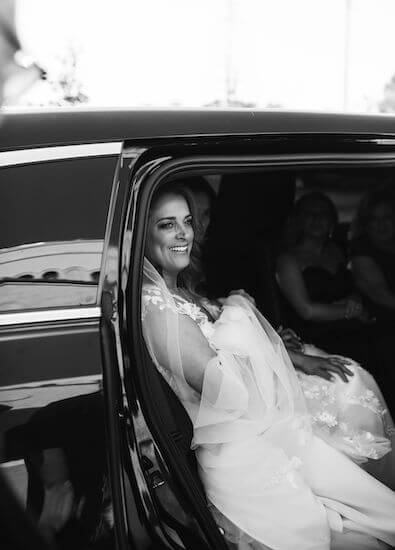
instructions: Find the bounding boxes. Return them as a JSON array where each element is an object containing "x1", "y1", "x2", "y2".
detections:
[{"x1": 142, "y1": 259, "x2": 395, "y2": 550}]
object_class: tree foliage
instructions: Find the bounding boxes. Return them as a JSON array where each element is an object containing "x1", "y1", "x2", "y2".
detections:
[
  {"x1": 47, "y1": 47, "x2": 88, "y2": 106},
  {"x1": 379, "y1": 74, "x2": 395, "y2": 113}
]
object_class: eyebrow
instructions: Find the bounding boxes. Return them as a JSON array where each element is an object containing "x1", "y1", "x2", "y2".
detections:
[
  {"x1": 156, "y1": 216, "x2": 176, "y2": 222},
  {"x1": 155, "y1": 214, "x2": 192, "y2": 223}
]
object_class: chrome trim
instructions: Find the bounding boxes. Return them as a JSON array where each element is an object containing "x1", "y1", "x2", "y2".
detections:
[
  {"x1": 0, "y1": 306, "x2": 101, "y2": 326},
  {"x1": 0, "y1": 459, "x2": 25, "y2": 469},
  {"x1": 0, "y1": 142, "x2": 122, "y2": 167},
  {"x1": 0, "y1": 374, "x2": 102, "y2": 391}
]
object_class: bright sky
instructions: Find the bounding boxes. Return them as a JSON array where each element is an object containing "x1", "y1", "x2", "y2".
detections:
[{"x1": 14, "y1": 0, "x2": 395, "y2": 112}]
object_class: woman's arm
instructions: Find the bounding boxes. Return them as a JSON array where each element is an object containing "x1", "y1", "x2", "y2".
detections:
[
  {"x1": 351, "y1": 255, "x2": 395, "y2": 310},
  {"x1": 145, "y1": 305, "x2": 216, "y2": 394},
  {"x1": 145, "y1": 307, "x2": 249, "y2": 412},
  {"x1": 276, "y1": 254, "x2": 359, "y2": 322}
]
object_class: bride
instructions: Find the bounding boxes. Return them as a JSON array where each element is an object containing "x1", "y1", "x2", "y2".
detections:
[{"x1": 141, "y1": 183, "x2": 395, "y2": 550}]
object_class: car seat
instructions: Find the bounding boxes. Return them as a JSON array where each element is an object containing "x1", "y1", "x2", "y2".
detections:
[{"x1": 204, "y1": 171, "x2": 295, "y2": 326}]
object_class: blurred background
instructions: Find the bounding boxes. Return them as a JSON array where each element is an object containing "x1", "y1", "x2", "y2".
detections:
[{"x1": 4, "y1": 0, "x2": 395, "y2": 112}]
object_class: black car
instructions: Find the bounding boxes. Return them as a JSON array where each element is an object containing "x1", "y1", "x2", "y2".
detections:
[{"x1": 1, "y1": 108, "x2": 395, "y2": 550}]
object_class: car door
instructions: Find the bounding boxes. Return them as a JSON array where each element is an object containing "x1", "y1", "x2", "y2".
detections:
[
  {"x1": 0, "y1": 141, "x2": 121, "y2": 549},
  {"x1": 101, "y1": 126, "x2": 395, "y2": 550},
  {"x1": 100, "y1": 141, "x2": 232, "y2": 550}
]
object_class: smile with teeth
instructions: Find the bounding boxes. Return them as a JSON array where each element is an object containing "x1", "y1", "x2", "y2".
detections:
[{"x1": 169, "y1": 245, "x2": 189, "y2": 253}]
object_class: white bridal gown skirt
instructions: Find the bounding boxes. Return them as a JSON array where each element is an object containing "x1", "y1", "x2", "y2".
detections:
[
  {"x1": 197, "y1": 302, "x2": 395, "y2": 550},
  {"x1": 199, "y1": 428, "x2": 395, "y2": 550}
]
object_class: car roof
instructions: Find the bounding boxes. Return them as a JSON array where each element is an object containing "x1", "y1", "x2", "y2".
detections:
[{"x1": 2, "y1": 107, "x2": 395, "y2": 150}]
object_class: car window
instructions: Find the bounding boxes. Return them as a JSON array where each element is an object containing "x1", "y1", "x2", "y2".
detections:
[{"x1": 0, "y1": 154, "x2": 117, "y2": 311}]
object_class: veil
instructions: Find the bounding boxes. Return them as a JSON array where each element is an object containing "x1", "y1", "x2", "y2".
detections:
[{"x1": 141, "y1": 257, "x2": 312, "y2": 451}]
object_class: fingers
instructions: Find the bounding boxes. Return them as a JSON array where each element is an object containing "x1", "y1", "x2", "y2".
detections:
[
  {"x1": 324, "y1": 362, "x2": 353, "y2": 382},
  {"x1": 313, "y1": 368, "x2": 333, "y2": 381},
  {"x1": 279, "y1": 328, "x2": 303, "y2": 348},
  {"x1": 286, "y1": 328, "x2": 299, "y2": 339},
  {"x1": 327, "y1": 357, "x2": 354, "y2": 377},
  {"x1": 326, "y1": 365, "x2": 348, "y2": 382}
]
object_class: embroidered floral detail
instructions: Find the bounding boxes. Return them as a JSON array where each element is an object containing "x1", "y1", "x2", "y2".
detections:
[
  {"x1": 312, "y1": 411, "x2": 338, "y2": 428},
  {"x1": 386, "y1": 425, "x2": 395, "y2": 437},
  {"x1": 172, "y1": 294, "x2": 215, "y2": 338},
  {"x1": 298, "y1": 379, "x2": 336, "y2": 404},
  {"x1": 262, "y1": 456, "x2": 302, "y2": 490},
  {"x1": 344, "y1": 389, "x2": 384, "y2": 416},
  {"x1": 342, "y1": 431, "x2": 380, "y2": 460},
  {"x1": 337, "y1": 422, "x2": 390, "y2": 461},
  {"x1": 174, "y1": 299, "x2": 207, "y2": 323},
  {"x1": 142, "y1": 286, "x2": 215, "y2": 336},
  {"x1": 141, "y1": 287, "x2": 178, "y2": 318}
]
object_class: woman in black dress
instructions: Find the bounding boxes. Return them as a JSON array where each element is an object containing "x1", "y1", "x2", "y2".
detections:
[
  {"x1": 350, "y1": 187, "x2": 395, "y2": 323},
  {"x1": 276, "y1": 192, "x2": 373, "y2": 366}
]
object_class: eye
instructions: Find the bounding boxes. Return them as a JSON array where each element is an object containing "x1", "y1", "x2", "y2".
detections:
[
  {"x1": 158, "y1": 221, "x2": 174, "y2": 230},
  {"x1": 185, "y1": 216, "x2": 193, "y2": 225}
]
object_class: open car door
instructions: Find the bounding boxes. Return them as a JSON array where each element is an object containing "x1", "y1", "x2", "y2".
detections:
[{"x1": 100, "y1": 142, "x2": 228, "y2": 550}]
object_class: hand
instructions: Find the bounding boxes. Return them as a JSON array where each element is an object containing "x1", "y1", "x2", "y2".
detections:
[
  {"x1": 278, "y1": 326, "x2": 303, "y2": 352},
  {"x1": 344, "y1": 298, "x2": 361, "y2": 319},
  {"x1": 297, "y1": 354, "x2": 354, "y2": 383},
  {"x1": 229, "y1": 289, "x2": 256, "y2": 307}
]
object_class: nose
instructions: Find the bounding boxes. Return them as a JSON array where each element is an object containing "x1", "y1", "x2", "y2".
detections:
[{"x1": 176, "y1": 223, "x2": 187, "y2": 239}]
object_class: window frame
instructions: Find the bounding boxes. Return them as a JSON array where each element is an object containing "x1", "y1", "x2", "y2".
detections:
[{"x1": 0, "y1": 142, "x2": 122, "y2": 317}]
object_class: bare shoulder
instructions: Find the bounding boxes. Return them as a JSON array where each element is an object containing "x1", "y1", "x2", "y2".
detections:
[{"x1": 277, "y1": 250, "x2": 301, "y2": 271}]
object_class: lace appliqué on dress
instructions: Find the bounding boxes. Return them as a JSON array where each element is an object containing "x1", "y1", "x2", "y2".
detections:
[
  {"x1": 343, "y1": 389, "x2": 385, "y2": 416},
  {"x1": 263, "y1": 456, "x2": 303, "y2": 490},
  {"x1": 298, "y1": 373, "x2": 391, "y2": 462},
  {"x1": 141, "y1": 287, "x2": 180, "y2": 393},
  {"x1": 142, "y1": 285, "x2": 212, "y2": 329},
  {"x1": 142, "y1": 286, "x2": 215, "y2": 387},
  {"x1": 142, "y1": 286, "x2": 177, "y2": 318}
]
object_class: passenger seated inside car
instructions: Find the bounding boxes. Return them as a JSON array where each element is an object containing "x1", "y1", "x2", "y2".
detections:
[
  {"x1": 275, "y1": 192, "x2": 381, "y2": 367},
  {"x1": 350, "y1": 186, "x2": 395, "y2": 324}
]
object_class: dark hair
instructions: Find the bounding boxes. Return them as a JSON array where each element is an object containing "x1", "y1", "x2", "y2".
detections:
[
  {"x1": 184, "y1": 178, "x2": 217, "y2": 205},
  {"x1": 281, "y1": 191, "x2": 338, "y2": 250},
  {"x1": 148, "y1": 181, "x2": 204, "y2": 295},
  {"x1": 177, "y1": 178, "x2": 216, "y2": 244},
  {"x1": 351, "y1": 186, "x2": 395, "y2": 241}
]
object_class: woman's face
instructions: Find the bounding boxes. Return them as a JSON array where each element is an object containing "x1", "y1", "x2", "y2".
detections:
[
  {"x1": 299, "y1": 199, "x2": 334, "y2": 240},
  {"x1": 366, "y1": 202, "x2": 395, "y2": 246},
  {"x1": 146, "y1": 192, "x2": 194, "y2": 277},
  {"x1": 194, "y1": 189, "x2": 212, "y2": 237}
]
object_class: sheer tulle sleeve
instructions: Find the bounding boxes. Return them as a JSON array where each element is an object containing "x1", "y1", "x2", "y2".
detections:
[
  {"x1": 141, "y1": 259, "x2": 311, "y2": 449},
  {"x1": 142, "y1": 284, "x2": 249, "y2": 422}
]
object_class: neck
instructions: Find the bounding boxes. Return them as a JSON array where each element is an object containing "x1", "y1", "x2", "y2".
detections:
[
  {"x1": 300, "y1": 236, "x2": 326, "y2": 253},
  {"x1": 162, "y1": 270, "x2": 178, "y2": 290}
]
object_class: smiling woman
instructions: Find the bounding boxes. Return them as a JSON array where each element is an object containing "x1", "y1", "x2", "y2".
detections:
[
  {"x1": 145, "y1": 187, "x2": 194, "y2": 288},
  {"x1": 145, "y1": 184, "x2": 206, "y2": 300}
]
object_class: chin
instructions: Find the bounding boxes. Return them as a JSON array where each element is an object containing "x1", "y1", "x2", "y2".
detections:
[{"x1": 177, "y1": 258, "x2": 191, "y2": 271}]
